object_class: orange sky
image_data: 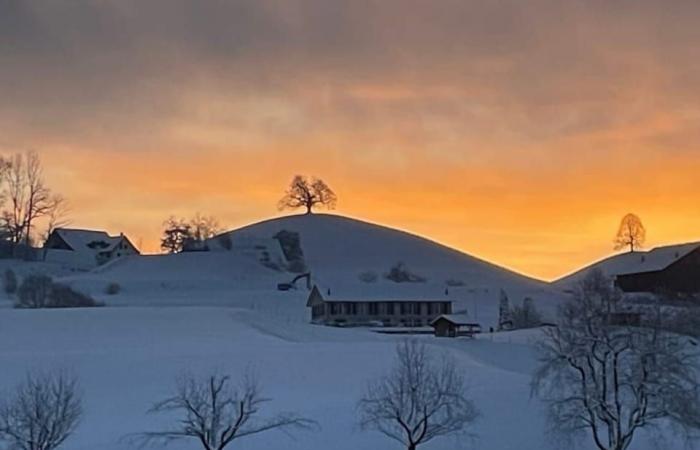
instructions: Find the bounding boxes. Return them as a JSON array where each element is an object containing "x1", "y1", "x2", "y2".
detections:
[{"x1": 2, "y1": 0, "x2": 700, "y2": 281}]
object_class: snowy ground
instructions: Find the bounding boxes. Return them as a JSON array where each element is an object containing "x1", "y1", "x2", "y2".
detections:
[{"x1": 0, "y1": 305, "x2": 680, "y2": 450}]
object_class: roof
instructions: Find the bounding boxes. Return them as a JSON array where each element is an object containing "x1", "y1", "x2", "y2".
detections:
[
  {"x1": 54, "y1": 228, "x2": 125, "y2": 253},
  {"x1": 615, "y1": 242, "x2": 700, "y2": 276},
  {"x1": 555, "y1": 242, "x2": 700, "y2": 286},
  {"x1": 430, "y1": 314, "x2": 474, "y2": 326},
  {"x1": 310, "y1": 283, "x2": 454, "y2": 303}
]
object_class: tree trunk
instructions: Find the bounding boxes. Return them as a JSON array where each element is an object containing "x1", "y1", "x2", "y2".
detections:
[
  {"x1": 305, "y1": 204, "x2": 312, "y2": 214},
  {"x1": 408, "y1": 444, "x2": 416, "y2": 450}
]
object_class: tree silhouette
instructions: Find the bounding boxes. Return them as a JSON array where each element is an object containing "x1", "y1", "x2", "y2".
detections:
[
  {"x1": 613, "y1": 213, "x2": 646, "y2": 253},
  {"x1": 278, "y1": 176, "x2": 337, "y2": 214}
]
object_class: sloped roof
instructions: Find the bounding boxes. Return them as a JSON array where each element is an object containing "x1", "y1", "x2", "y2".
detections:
[
  {"x1": 615, "y1": 242, "x2": 700, "y2": 275},
  {"x1": 430, "y1": 314, "x2": 473, "y2": 326},
  {"x1": 54, "y1": 228, "x2": 124, "y2": 253},
  {"x1": 555, "y1": 242, "x2": 700, "y2": 286},
  {"x1": 311, "y1": 282, "x2": 455, "y2": 303}
]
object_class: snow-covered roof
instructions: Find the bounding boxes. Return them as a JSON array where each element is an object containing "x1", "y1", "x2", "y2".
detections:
[
  {"x1": 313, "y1": 282, "x2": 455, "y2": 303},
  {"x1": 54, "y1": 228, "x2": 124, "y2": 253},
  {"x1": 615, "y1": 242, "x2": 700, "y2": 275},
  {"x1": 430, "y1": 314, "x2": 473, "y2": 326},
  {"x1": 555, "y1": 242, "x2": 700, "y2": 287}
]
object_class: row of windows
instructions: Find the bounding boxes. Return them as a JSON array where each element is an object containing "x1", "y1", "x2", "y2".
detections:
[{"x1": 314, "y1": 302, "x2": 450, "y2": 317}]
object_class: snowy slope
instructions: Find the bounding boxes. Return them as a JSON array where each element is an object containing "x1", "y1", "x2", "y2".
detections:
[
  {"x1": 219, "y1": 214, "x2": 563, "y2": 326},
  {"x1": 553, "y1": 242, "x2": 700, "y2": 291},
  {"x1": 0, "y1": 307, "x2": 678, "y2": 450}
]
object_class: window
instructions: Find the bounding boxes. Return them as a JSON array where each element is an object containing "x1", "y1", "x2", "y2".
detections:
[
  {"x1": 344, "y1": 303, "x2": 357, "y2": 315},
  {"x1": 330, "y1": 303, "x2": 340, "y2": 315},
  {"x1": 386, "y1": 303, "x2": 395, "y2": 315},
  {"x1": 400, "y1": 303, "x2": 408, "y2": 315},
  {"x1": 368, "y1": 303, "x2": 379, "y2": 316}
]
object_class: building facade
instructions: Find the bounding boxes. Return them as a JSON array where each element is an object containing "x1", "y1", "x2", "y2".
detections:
[{"x1": 306, "y1": 285, "x2": 452, "y2": 327}]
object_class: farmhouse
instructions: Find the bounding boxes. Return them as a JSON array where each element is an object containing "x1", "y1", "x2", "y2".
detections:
[
  {"x1": 306, "y1": 285, "x2": 453, "y2": 327},
  {"x1": 430, "y1": 314, "x2": 481, "y2": 338},
  {"x1": 44, "y1": 228, "x2": 140, "y2": 270},
  {"x1": 614, "y1": 242, "x2": 700, "y2": 294}
]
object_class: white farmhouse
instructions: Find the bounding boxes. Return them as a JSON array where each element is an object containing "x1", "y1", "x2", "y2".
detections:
[{"x1": 43, "y1": 228, "x2": 140, "y2": 270}]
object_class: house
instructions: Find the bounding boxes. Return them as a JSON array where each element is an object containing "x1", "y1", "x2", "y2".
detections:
[
  {"x1": 430, "y1": 314, "x2": 481, "y2": 338},
  {"x1": 44, "y1": 228, "x2": 140, "y2": 270},
  {"x1": 614, "y1": 242, "x2": 700, "y2": 294},
  {"x1": 306, "y1": 285, "x2": 453, "y2": 327}
]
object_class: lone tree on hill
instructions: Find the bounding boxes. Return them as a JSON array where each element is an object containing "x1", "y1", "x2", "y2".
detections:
[
  {"x1": 278, "y1": 175, "x2": 337, "y2": 214},
  {"x1": 613, "y1": 213, "x2": 646, "y2": 253}
]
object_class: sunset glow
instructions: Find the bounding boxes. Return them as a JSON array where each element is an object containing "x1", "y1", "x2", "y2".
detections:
[{"x1": 2, "y1": 0, "x2": 700, "y2": 280}]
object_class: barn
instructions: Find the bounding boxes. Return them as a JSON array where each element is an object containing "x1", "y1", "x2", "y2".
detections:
[{"x1": 614, "y1": 242, "x2": 700, "y2": 294}]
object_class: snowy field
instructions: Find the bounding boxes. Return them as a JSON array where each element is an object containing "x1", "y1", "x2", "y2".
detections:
[
  {"x1": 0, "y1": 215, "x2": 689, "y2": 449},
  {"x1": 0, "y1": 305, "x2": 680, "y2": 450}
]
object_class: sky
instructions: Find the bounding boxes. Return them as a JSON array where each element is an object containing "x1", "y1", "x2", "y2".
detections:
[{"x1": 1, "y1": 0, "x2": 700, "y2": 281}]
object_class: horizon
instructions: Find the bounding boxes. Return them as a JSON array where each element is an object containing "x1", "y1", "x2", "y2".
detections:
[{"x1": 3, "y1": 1, "x2": 700, "y2": 281}]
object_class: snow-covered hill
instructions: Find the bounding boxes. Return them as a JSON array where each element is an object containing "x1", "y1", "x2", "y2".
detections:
[
  {"x1": 553, "y1": 242, "x2": 700, "y2": 291},
  {"x1": 39, "y1": 213, "x2": 564, "y2": 327}
]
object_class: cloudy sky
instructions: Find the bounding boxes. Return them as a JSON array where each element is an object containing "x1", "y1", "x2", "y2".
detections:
[{"x1": 2, "y1": 0, "x2": 700, "y2": 280}]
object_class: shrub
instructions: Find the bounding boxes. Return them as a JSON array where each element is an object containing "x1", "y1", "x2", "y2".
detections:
[
  {"x1": 49, "y1": 284, "x2": 102, "y2": 308},
  {"x1": 274, "y1": 230, "x2": 307, "y2": 273},
  {"x1": 384, "y1": 262, "x2": 426, "y2": 283},
  {"x1": 16, "y1": 274, "x2": 53, "y2": 308},
  {"x1": 3, "y1": 268, "x2": 18, "y2": 295},
  {"x1": 445, "y1": 278, "x2": 465, "y2": 287},
  {"x1": 358, "y1": 271, "x2": 378, "y2": 283},
  {"x1": 105, "y1": 282, "x2": 121, "y2": 295},
  {"x1": 15, "y1": 275, "x2": 102, "y2": 309}
]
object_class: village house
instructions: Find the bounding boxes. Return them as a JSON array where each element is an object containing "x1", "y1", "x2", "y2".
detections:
[
  {"x1": 44, "y1": 228, "x2": 140, "y2": 270},
  {"x1": 306, "y1": 285, "x2": 453, "y2": 327},
  {"x1": 614, "y1": 242, "x2": 700, "y2": 295}
]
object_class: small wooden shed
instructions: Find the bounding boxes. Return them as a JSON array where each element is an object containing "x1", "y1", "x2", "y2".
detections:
[{"x1": 430, "y1": 314, "x2": 481, "y2": 338}]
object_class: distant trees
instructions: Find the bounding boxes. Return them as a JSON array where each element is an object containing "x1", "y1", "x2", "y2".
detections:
[
  {"x1": 138, "y1": 371, "x2": 314, "y2": 450},
  {"x1": 0, "y1": 372, "x2": 82, "y2": 450},
  {"x1": 161, "y1": 214, "x2": 221, "y2": 254},
  {"x1": 278, "y1": 175, "x2": 337, "y2": 214},
  {"x1": 0, "y1": 151, "x2": 67, "y2": 247},
  {"x1": 358, "y1": 340, "x2": 479, "y2": 450},
  {"x1": 509, "y1": 297, "x2": 543, "y2": 330},
  {"x1": 613, "y1": 213, "x2": 646, "y2": 253},
  {"x1": 532, "y1": 270, "x2": 700, "y2": 450}
]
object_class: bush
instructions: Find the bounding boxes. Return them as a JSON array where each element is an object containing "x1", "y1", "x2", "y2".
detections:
[
  {"x1": 274, "y1": 230, "x2": 307, "y2": 273},
  {"x1": 15, "y1": 275, "x2": 102, "y2": 308},
  {"x1": 3, "y1": 269, "x2": 18, "y2": 295},
  {"x1": 384, "y1": 262, "x2": 426, "y2": 283},
  {"x1": 49, "y1": 284, "x2": 103, "y2": 308},
  {"x1": 16, "y1": 274, "x2": 53, "y2": 308},
  {"x1": 105, "y1": 282, "x2": 121, "y2": 295},
  {"x1": 358, "y1": 271, "x2": 378, "y2": 283},
  {"x1": 445, "y1": 278, "x2": 465, "y2": 287}
]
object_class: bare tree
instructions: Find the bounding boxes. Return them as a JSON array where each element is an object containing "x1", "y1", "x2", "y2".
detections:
[
  {"x1": 160, "y1": 217, "x2": 192, "y2": 254},
  {"x1": 532, "y1": 270, "x2": 700, "y2": 450},
  {"x1": 358, "y1": 340, "x2": 479, "y2": 450},
  {"x1": 278, "y1": 175, "x2": 337, "y2": 214},
  {"x1": 41, "y1": 195, "x2": 70, "y2": 244},
  {"x1": 138, "y1": 371, "x2": 314, "y2": 450},
  {"x1": 189, "y1": 213, "x2": 221, "y2": 242},
  {"x1": 0, "y1": 372, "x2": 82, "y2": 450},
  {"x1": 1, "y1": 152, "x2": 65, "y2": 247},
  {"x1": 613, "y1": 213, "x2": 646, "y2": 253}
]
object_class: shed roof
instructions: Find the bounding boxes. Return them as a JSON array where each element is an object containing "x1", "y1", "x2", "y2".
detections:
[{"x1": 430, "y1": 314, "x2": 474, "y2": 326}]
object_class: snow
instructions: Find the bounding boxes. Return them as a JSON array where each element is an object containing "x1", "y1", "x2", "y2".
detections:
[
  {"x1": 0, "y1": 214, "x2": 687, "y2": 449},
  {"x1": 554, "y1": 242, "x2": 700, "y2": 289}
]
